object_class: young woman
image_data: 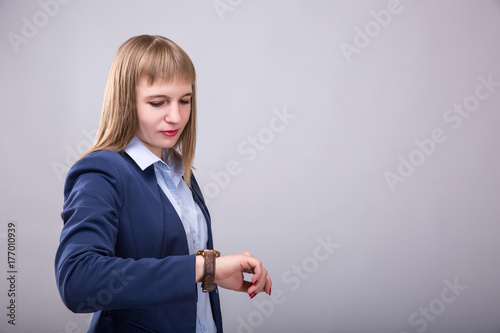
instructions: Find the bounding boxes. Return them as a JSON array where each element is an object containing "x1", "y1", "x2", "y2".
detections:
[{"x1": 55, "y1": 35, "x2": 272, "y2": 333}]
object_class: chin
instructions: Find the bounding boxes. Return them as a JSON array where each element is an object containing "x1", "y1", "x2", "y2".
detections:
[{"x1": 159, "y1": 140, "x2": 179, "y2": 149}]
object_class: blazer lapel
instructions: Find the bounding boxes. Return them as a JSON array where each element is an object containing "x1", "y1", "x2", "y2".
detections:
[
  {"x1": 123, "y1": 153, "x2": 190, "y2": 257},
  {"x1": 189, "y1": 175, "x2": 214, "y2": 250}
]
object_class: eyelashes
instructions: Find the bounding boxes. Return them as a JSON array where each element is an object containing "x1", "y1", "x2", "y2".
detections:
[
  {"x1": 149, "y1": 102, "x2": 164, "y2": 107},
  {"x1": 148, "y1": 100, "x2": 191, "y2": 108}
]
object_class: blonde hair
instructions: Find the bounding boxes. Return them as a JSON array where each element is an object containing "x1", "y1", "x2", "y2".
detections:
[{"x1": 84, "y1": 34, "x2": 197, "y2": 186}]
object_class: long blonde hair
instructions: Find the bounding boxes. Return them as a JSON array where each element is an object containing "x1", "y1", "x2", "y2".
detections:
[{"x1": 84, "y1": 35, "x2": 197, "y2": 186}]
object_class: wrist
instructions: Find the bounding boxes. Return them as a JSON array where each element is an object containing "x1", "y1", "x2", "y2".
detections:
[
  {"x1": 195, "y1": 249, "x2": 221, "y2": 292},
  {"x1": 195, "y1": 255, "x2": 205, "y2": 283}
]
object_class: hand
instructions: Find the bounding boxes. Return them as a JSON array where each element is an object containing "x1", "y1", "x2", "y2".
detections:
[
  {"x1": 216, "y1": 252, "x2": 272, "y2": 298},
  {"x1": 196, "y1": 251, "x2": 272, "y2": 298}
]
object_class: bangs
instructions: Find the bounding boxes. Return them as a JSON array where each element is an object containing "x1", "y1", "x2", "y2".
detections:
[{"x1": 137, "y1": 37, "x2": 195, "y2": 86}]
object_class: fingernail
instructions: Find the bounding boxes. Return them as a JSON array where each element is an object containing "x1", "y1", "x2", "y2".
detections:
[
  {"x1": 269, "y1": 288, "x2": 272, "y2": 296},
  {"x1": 254, "y1": 280, "x2": 259, "y2": 285},
  {"x1": 249, "y1": 292, "x2": 257, "y2": 299}
]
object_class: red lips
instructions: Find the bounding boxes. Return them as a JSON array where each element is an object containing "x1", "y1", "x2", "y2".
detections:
[{"x1": 161, "y1": 130, "x2": 179, "y2": 137}]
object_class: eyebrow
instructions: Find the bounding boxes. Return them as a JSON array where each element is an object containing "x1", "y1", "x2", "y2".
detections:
[{"x1": 145, "y1": 93, "x2": 192, "y2": 99}]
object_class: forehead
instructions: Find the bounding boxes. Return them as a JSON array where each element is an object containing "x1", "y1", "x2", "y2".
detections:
[{"x1": 136, "y1": 76, "x2": 192, "y2": 96}]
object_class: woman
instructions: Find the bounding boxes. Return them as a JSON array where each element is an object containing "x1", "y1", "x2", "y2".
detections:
[{"x1": 55, "y1": 34, "x2": 272, "y2": 333}]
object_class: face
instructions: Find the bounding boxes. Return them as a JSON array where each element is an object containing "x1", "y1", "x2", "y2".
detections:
[{"x1": 135, "y1": 77, "x2": 192, "y2": 158}]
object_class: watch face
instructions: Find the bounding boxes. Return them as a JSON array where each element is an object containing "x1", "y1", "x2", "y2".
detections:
[{"x1": 196, "y1": 249, "x2": 221, "y2": 257}]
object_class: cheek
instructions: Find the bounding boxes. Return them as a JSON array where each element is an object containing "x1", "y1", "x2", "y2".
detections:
[
  {"x1": 136, "y1": 106, "x2": 146, "y2": 126},
  {"x1": 183, "y1": 108, "x2": 192, "y2": 125},
  {"x1": 136, "y1": 115, "x2": 156, "y2": 138},
  {"x1": 137, "y1": 108, "x2": 157, "y2": 128}
]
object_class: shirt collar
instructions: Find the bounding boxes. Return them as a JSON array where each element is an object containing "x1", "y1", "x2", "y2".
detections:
[
  {"x1": 125, "y1": 137, "x2": 160, "y2": 170},
  {"x1": 125, "y1": 137, "x2": 183, "y2": 185}
]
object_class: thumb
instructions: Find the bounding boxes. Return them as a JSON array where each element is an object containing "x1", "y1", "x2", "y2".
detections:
[{"x1": 241, "y1": 280, "x2": 253, "y2": 294}]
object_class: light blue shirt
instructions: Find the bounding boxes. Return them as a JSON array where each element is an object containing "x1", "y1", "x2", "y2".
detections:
[{"x1": 125, "y1": 137, "x2": 217, "y2": 333}]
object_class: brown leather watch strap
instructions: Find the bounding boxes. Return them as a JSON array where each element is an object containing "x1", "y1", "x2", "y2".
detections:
[{"x1": 196, "y1": 250, "x2": 221, "y2": 293}]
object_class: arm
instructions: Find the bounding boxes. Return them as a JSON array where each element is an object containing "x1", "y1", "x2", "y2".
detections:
[{"x1": 55, "y1": 152, "x2": 197, "y2": 313}]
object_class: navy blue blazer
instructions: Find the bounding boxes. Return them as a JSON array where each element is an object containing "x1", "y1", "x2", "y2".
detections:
[{"x1": 55, "y1": 150, "x2": 223, "y2": 332}]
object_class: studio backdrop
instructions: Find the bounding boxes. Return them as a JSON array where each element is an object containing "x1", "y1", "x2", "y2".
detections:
[{"x1": 1, "y1": 0, "x2": 499, "y2": 332}]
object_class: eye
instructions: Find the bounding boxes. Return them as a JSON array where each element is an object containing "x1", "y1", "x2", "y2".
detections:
[
  {"x1": 179, "y1": 99, "x2": 191, "y2": 105},
  {"x1": 149, "y1": 101, "x2": 165, "y2": 107}
]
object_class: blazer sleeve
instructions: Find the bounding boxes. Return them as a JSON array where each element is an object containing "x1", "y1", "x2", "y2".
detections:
[{"x1": 54, "y1": 151, "x2": 197, "y2": 313}]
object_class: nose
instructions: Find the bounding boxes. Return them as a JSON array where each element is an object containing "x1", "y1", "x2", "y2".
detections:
[{"x1": 164, "y1": 102, "x2": 181, "y2": 124}]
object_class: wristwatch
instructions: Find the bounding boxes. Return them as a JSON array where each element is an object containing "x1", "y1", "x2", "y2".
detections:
[{"x1": 196, "y1": 249, "x2": 221, "y2": 292}]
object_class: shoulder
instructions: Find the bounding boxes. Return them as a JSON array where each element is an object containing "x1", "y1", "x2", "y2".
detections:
[
  {"x1": 81, "y1": 149, "x2": 127, "y2": 164},
  {"x1": 71, "y1": 150, "x2": 131, "y2": 173},
  {"x1": 64, "y1": 150, "x2": 134, "y2": 191}
]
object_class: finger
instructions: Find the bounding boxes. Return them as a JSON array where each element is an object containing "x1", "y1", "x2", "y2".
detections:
[
  {"x1": 248, "y1": 277, "x2": 260, "y2": 295},
  {"x1": 248, "y1": 267, "x2": 267, "y2": 295},
  {"x1": 251, "y1": 268, "x2": 271, "y2": 295},
  {"x1": 264, "y1": 272, "x2": 272, "y2": 295},
  {"x1": 239, "y1": 257, "x2": 263, "y2": 280},
  {"x1": 250, "y1": 268, "x2": 265, "y2": 290},
  {"x1": 241, "y1": 251, "x2": 254, "y2": 258}
]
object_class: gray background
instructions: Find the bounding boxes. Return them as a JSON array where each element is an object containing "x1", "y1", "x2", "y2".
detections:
[{"x1": 1, "y1": 0, "x2": 499, "y2": 332}]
